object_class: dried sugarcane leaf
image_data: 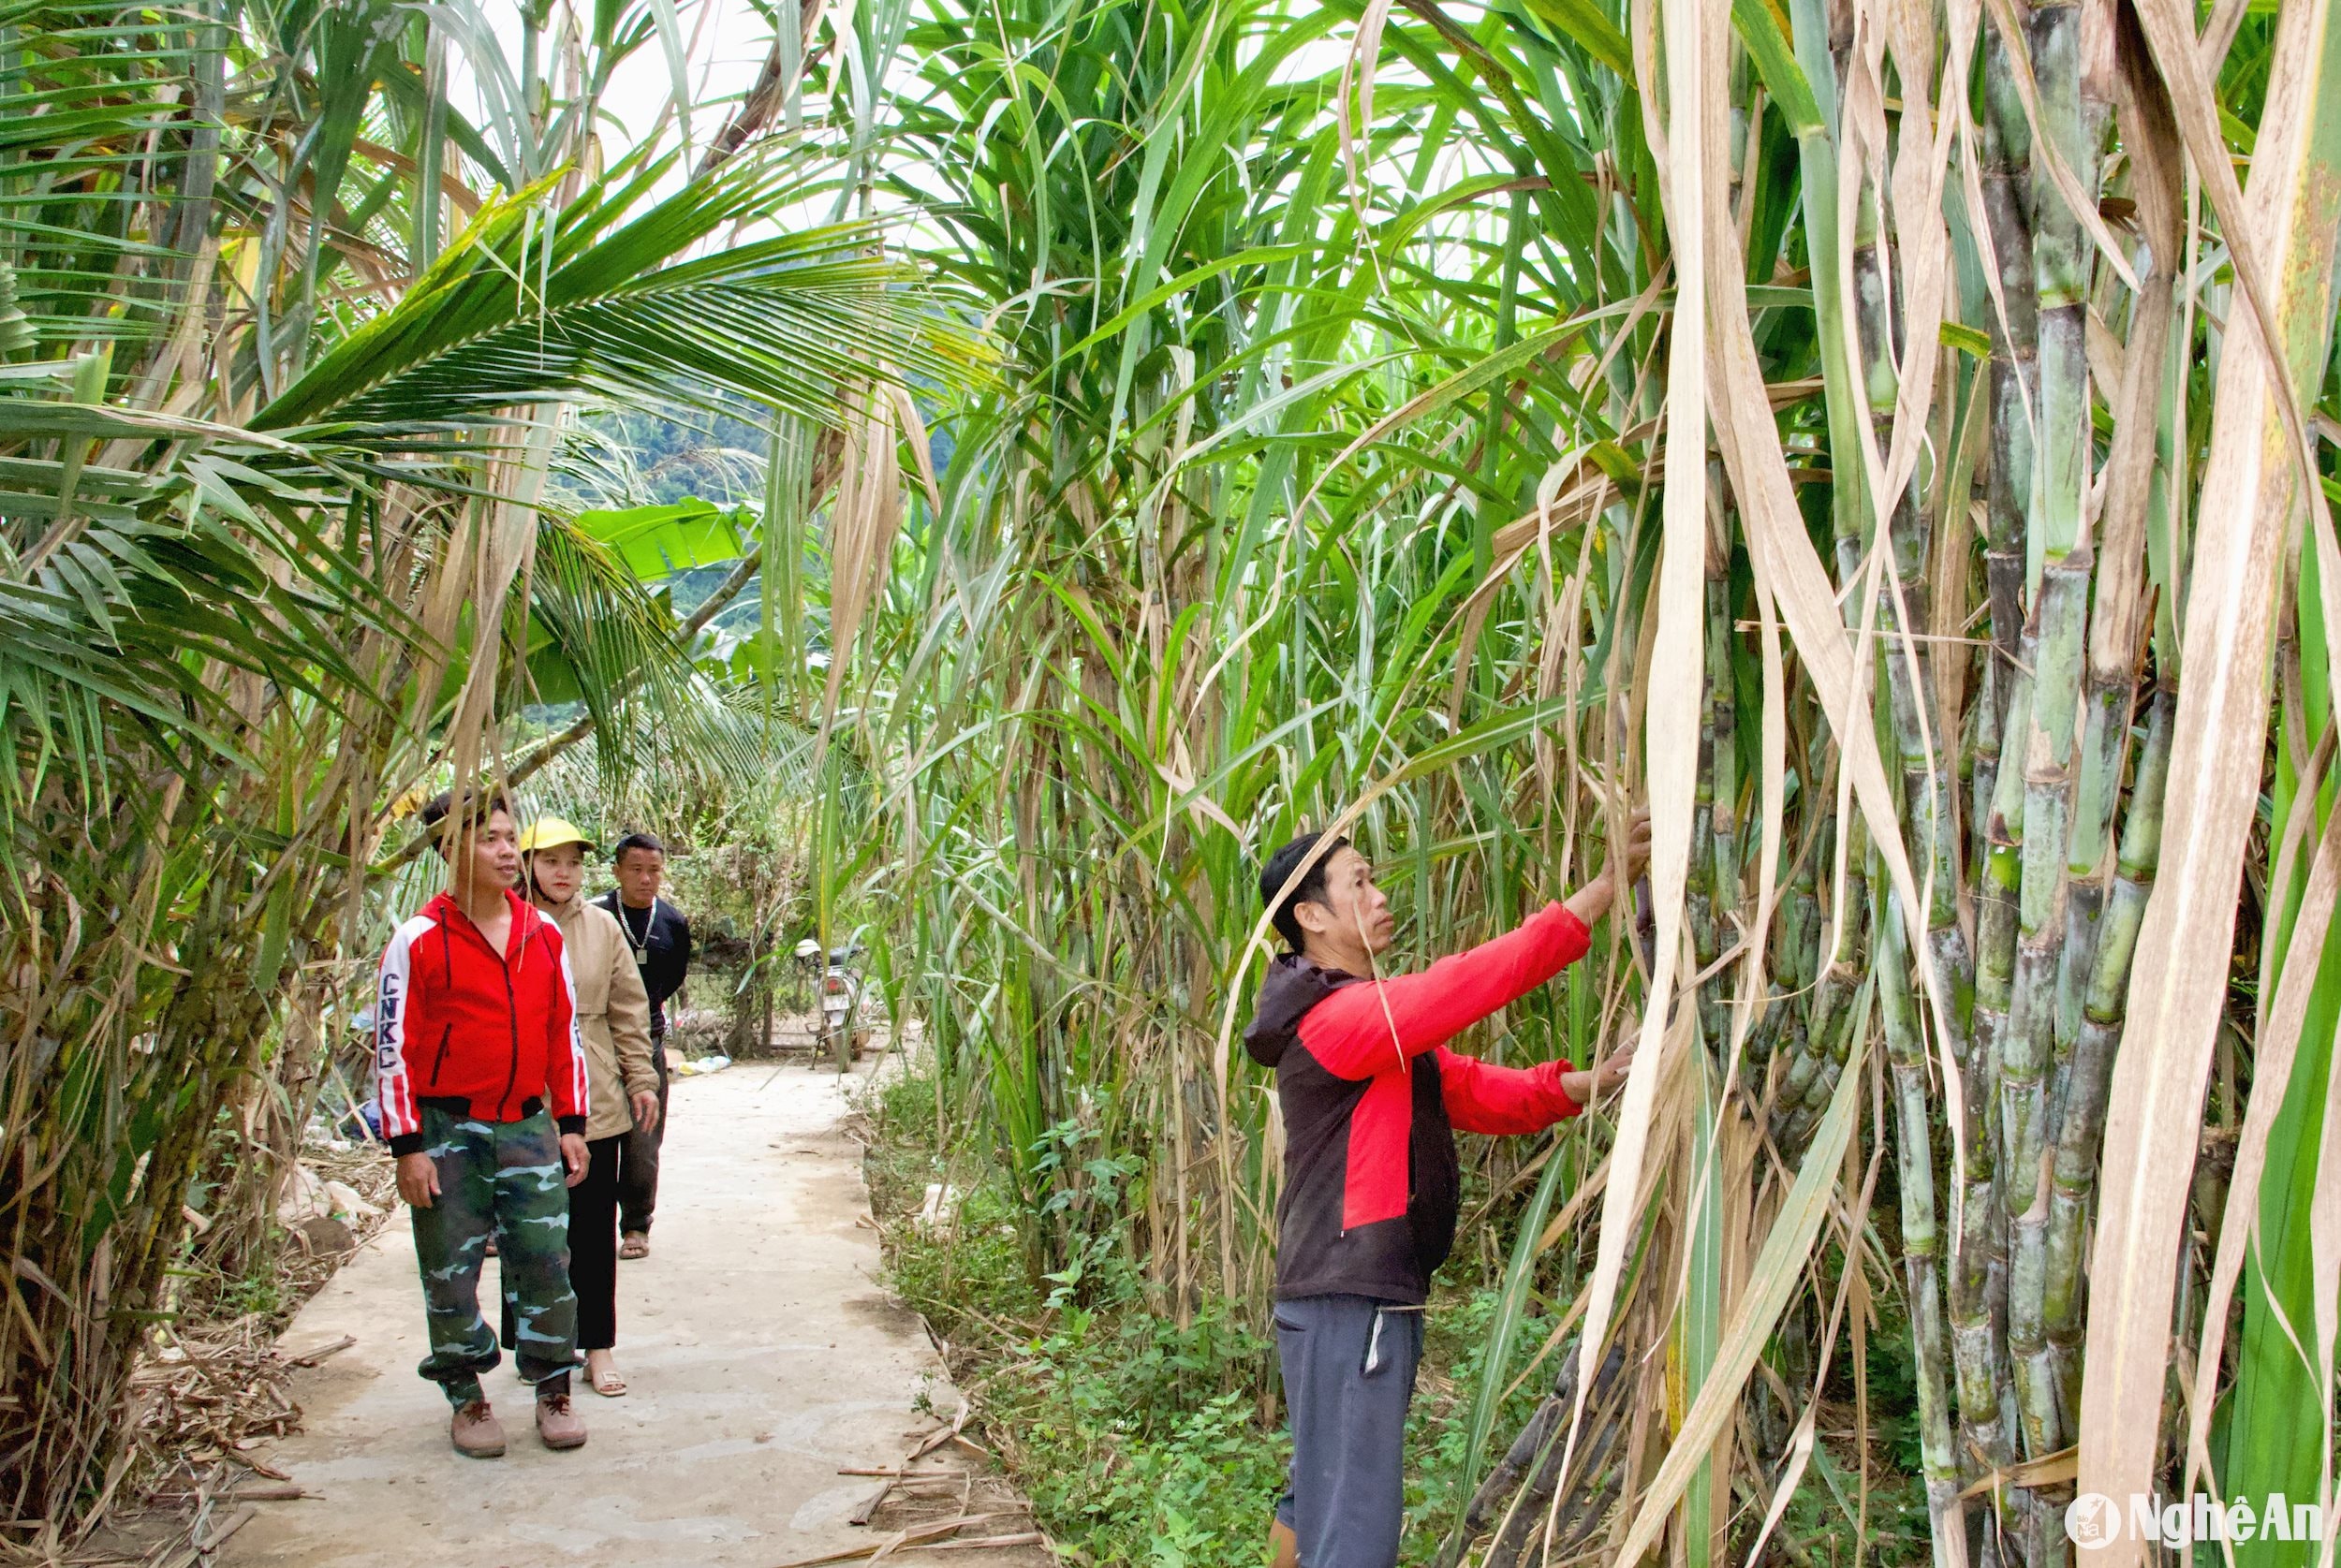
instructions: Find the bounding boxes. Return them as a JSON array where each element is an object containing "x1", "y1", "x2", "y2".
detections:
[
  {"x1": 2184, "y1": 773, "x2": 2341, "y2": 1494},
  {"x1": 2079, "y1": 0, "x2": 2341, "y2": 1532},
  {"x1": 1562, "y1": 0, "x2": 1712, "y2": 1478},
  {"x1": 1612, "y1": 985, "x2": 1870, "y2": 1567}
]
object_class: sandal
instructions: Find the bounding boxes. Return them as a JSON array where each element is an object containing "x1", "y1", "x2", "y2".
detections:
[
  {"x1": 588, "y1": 1363, "x2": 628, "y2": 1398},
  {"x1": 619, "y1": 1233, "x2": 650, "y2": 1260}
]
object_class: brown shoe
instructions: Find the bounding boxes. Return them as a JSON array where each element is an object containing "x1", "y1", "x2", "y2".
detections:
[
  {"x1": 536, "y1": 1386, "x2": 587, "y2": 1450},
  {"x1": 449, "y1": 1399, "x2": 506, "y2": 1458}
]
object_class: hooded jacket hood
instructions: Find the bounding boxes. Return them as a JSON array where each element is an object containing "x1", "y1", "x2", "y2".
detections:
[{"x1": 1242, "y1": 952, "x2": 1362, "y2": 1067}]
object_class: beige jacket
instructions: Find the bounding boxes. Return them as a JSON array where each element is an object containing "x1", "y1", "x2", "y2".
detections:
[{"x1": 535, "y1": 891, "x2": 658, "y2": 1141}]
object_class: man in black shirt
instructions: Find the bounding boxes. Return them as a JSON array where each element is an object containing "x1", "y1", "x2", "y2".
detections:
[{"x1": 596, "y1": 832, "x2": 692, "y2": 1260}]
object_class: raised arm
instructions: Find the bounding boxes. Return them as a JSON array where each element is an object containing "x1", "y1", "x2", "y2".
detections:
[
  {"x1": 1436, "y1": 1047, "x2": 1581, "y2": 1135},
  {"x1": 1297, "y1": 901, "x2": 1590, "y2": 1080}
]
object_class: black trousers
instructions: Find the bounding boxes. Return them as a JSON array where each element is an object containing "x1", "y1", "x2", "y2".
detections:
[
  {"x1": 617, "y1": 1041, "x2": 669, "y2": 1235},
  {"x1": 504, "y1": 1134, "x2": 623, "y2": 1353},
  {"x1": 571, "y1": 1135, "x2": 623, "y2": 1349}
]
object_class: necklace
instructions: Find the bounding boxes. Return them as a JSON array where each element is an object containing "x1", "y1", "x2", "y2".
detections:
[{"x1": 620, "y1": 899, "x2": 655, "y2": 966}]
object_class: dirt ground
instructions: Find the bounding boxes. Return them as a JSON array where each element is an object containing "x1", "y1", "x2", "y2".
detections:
[{"x1": 221, "y1": 1059, "x2": 1049, "y2": 1568}]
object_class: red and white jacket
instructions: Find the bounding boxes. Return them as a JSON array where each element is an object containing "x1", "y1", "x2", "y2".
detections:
[
  {"x1": 1243, "y1": 901, "x2": 1590, "y2": 1304},
  {"x1": 375, "y1": 887, "x2": 590, "y2": 1156}
]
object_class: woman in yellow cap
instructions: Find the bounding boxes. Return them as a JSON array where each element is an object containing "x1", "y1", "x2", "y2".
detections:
[{"x1": 514, "y1": 817, "x2": 661, "y2": 1397}]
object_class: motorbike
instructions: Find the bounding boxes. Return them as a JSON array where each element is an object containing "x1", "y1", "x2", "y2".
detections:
[{"x1": 794, "y1": 938, "x2": 868, "y2": 1064}]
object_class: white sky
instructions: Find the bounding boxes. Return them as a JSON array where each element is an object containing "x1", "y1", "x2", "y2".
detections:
[
  {"x1": 466, "y1": 0, "x2": 775, "y2": 182},
  {"x1": 596, "y1": 0, "x2": 773, "y2": 156},
  {"x1": 449, "y1": 0, "x2": 1517, "y2": 295}
]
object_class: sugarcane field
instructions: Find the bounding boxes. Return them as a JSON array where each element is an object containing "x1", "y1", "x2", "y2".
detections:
[{"x1": 7, "y1": 0, "x2": 2341, "y2": 1562}]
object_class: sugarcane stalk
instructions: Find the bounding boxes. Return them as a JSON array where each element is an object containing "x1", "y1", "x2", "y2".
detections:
[
  {"x1": 1693, "y1": 552, "x2": 1732, "y2": 1048},
  {"x1": 1468, "y1": 1341, "x2": 1631, "y2": 1568},
  {"x1": 1969, "y1": 20, "x2": 2101, "y2": 1561},
  {"x1": 2026, "y1": 0, "x2": 2094, "y2": 585},
  {"x1": 1755, "y1": 879, "x2": 1822, "y2": 1071},
  {"x1": 1774, "y1": 963, "x2": 1856, "y2": 1157},
  {"x1": 1969, "y1": 654, "x2": 2005, "y2": 902},
  {"x1": 1877, "y1": 877, "x2": 1963, "y2": 1551},
  {"x1": 1775, "y1": 834, "x2": 1863, "y2": 1159},
  {"x1": 2060, "y1": 666, "x2": 2131, "y2": 1058},
  {"x1": 1955, "y1": 645, "x2": 2029, "y2": 1504},
  {"x1": 1707, "y1": 565, "x2": 1742, "y2": 1050},
  {"x1": 1979, "y1": 21, "x2": 2037, "y2": 680},
  {"x1": 2002, "y1": 582, "x2": 2088, "y2": 1467},
  {"x1": 1960, "y1": 55, "x2": 2037, "y2": 1487},
  {"x1": 2043, "y1": 686, "x2": 2172, "y2": 1419}
]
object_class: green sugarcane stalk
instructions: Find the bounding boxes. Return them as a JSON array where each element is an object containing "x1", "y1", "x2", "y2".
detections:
[
  {"x1": 1954, "y1": 37, "x2": 2042, "y2": 1516},
  {"x1": 1969, "y1": 654, "x2": 2005, "y2": 907},
  {"x1": 1759, "y1": 877, "x2": 1824, "y2": 1071},
  {"x1": 1979, "y1": 22, "x2": 2037, "y2": 680},
  {"x1": 2001, "y1": 0, "x2": 2102, "y2": 1463},
  {"x1": 1999, "y1": 571, "x2": 2087, "y2": 1213},
  {"x1": 1983, "y1": 10, "x2": 2105, "y2": 1543},
  {"x1": 1773, "y1": 970, "x2": 1853, "y2": 1157},
  {"x1": 2026, "y1": 0, "x2": 2094, "y2": 588},
  {"x1": 1847, "y1": 159, "x2": 1976, "y2": 1027},
  {"x1": 2043, "y1": 685, "x2": 2172, "y2": 1420},
  {"x1": 1958, "y1": 649, "x2": 2030, "y2": 1497},
  {"x1": 1777, "y1": 804, "x2": 1861, "y2": 1158},
  {"x1": 1775, "y1": 883, "x2": 1862, "y2": 1158},
  {"x1": 1877, "y1": 877, "x2": 1963, "y2": 1550}
]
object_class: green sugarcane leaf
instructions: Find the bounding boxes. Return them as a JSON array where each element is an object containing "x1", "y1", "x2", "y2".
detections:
[
  {"x1": 1514, "y1": 0, "x2": 1633, "y2": 80},
  {"x1": 252, "y1": 871, "x2": 297, "y2": 995},
  {"x1": 1938, "y1": 320, "x2": 1992, "y2": 359},
  {"x1": 1730, "y1": 0, "x2": 1823, "y2": 136}
]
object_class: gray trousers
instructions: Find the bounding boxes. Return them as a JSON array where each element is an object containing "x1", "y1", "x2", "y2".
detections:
[{"x1": 1273, "y1": 1293, "x2": 1424, "y2": 1568}]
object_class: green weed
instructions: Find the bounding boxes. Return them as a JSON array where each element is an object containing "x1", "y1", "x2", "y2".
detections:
[{"x1": 864, "y1": 1061, "x2": 1622, "y2": 1565}]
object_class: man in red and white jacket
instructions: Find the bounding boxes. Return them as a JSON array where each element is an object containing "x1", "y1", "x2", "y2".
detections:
[
  {"x1": 375, "y1": 788, "x2": 593, "y2": 1458},
  {"x1": 1243, "y1": 819, "x2": 1645, "y2": 1568}
]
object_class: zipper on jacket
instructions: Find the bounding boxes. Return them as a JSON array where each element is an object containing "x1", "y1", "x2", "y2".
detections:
[
  {"x1": 498, "y1": 908, "x2": 537, "y2": 1119},
  {"x1": 500, "y1": 957, "x2": 522, "y2": 1116},
  {"x1": 444, "y1": 898, "x2": 528, "y2": 1122},
  {"x1": 430, "y1": 1023, "x2": 453, "y2": 1083}
]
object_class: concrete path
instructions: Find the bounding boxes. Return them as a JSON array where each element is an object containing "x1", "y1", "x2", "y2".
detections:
[{"x1": 228, "y1": 1060, "x2": 1045, "y2": 1568}]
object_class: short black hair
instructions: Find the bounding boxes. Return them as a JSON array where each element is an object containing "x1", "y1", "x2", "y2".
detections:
[
  {"x1": 612, "y1": 832, "x2": 666, "y2": 864},
  {"x1": 1260, "y1": 831, "x2": 1349, "y2": 952},
  {"x1": 419, "y1": 786, "x2": 511, "y2": 832}
]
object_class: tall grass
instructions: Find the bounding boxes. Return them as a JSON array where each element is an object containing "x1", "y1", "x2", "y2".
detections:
[
  {"x1": 819, "y1": 0, "x2": 2341, "y2": 1561},
  {"x1": 0, "y1": 2, "x2": 961, "y2": 1540}
]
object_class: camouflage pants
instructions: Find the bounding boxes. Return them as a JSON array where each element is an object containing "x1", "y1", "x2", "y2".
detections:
[{"x1": 407, "y1": 1105, "x2": 576, "y2": 1403}]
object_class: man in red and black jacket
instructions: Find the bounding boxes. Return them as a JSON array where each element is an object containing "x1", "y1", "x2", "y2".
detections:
[
  {"x1": 1244, "y1": 821, "x2": 1644, "y2": 1568},
  {"x1": 375, "y1": 788, "x2": 594, "y2": 1458}
]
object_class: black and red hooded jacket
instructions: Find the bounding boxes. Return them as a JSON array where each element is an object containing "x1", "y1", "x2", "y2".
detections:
[
  {"x1": 374, "y1": 887, "x2": 590, "y2": 1157},
  {"x1": 1243, "y1": 901, "x2": 1592, "y2": 1304}
]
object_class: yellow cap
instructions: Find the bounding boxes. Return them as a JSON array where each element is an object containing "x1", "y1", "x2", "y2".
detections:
[{"x1": 518, "y1": 816, "x2": 595, "y2": 855}]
